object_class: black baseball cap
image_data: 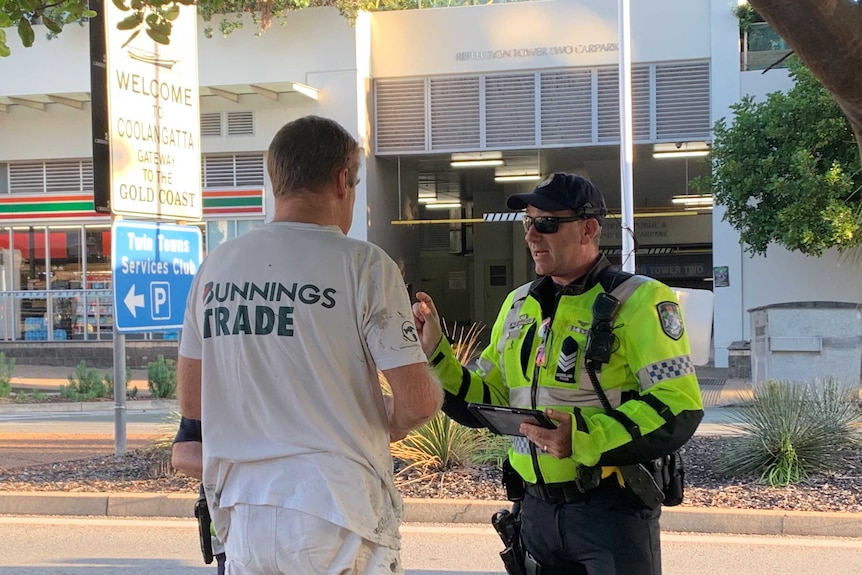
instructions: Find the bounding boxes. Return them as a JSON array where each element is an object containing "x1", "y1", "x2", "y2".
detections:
[{"x1": 506, "y1": 172, "x2": 608, "y2": 223}]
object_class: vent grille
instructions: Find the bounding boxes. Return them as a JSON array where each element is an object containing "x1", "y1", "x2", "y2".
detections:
[
  {"x1": 430, "y1": 77, "x2": 480, "y2": 150},
  {"x1": 485, "y1": 74, "x2": 536, "y2": 148},
  {"x1": 203, "y1": 154, "x2": 265, "y2": 188},
  {"x1": 227, "y1": 111, "x2": 255, "y2": 136},
  {"x1": 655, "y1": 62, "x2": 711, "y2": 140},
  {"x1": 375, "y1": 79, "x2": 426, "y2": 153},
  {"x1": 373, "y1": 60, "x2": 711, "y2": 154},
  {"x1": 540, "y1": 69, "x2": 592, "y2": 145},
  {"x1": 201, "y1": 112, "x2": 222, "y2": 137},
  {"x1": 7, "y1": 160, "x2": 92, "y2": 194},
  {"x1": 234, "y1": 154, "x2": 265, "y2": 186},
  {"x1": 9, "y1": 162, "x2": 45, "y2": 194}
]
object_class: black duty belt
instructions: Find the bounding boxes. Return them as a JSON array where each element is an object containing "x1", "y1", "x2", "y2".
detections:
[{"x1": 525, "y1": 476, "x2": 622, "y2": 505}]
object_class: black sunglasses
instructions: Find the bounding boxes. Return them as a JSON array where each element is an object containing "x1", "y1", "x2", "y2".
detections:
[{"x1": 522, "y1": 215, "x2": 584, "y2": 234}]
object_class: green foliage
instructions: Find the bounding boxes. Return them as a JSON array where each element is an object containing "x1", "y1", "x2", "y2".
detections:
[
  {"x1": 103, "y1": 366, "x2": 136, "y2": 399},
  {"x1": 391, "y1": 412, "x2": 509, "y2": 473},
  {"x1": 0, "y1": 352, "x2": 15, "y2": 398},
  {"x1": 732, "y1": 3, "x2": 763, "y2": 34},
  {"x1": 717, "y1": 380, "x2": 862, "y2": 486},
  {"x1": 147, "y1": 355, "x2": 177, "y2": 399},
  {"x1": 14, "y1": 388, "x2": 46, "y2": 402},
  {"x1": 0, "y1": 0, "x2": 97, "y2": 56},
  {"x1": 697, "y1": 58, "x2": 862, "y2": 256},
  {"x1": 61, "y1": 360, "x2": 110, "y2": 400}
]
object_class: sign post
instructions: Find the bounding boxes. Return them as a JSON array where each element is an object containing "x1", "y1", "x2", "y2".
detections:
[{"x1": 92, "y1": 2, "x2": 202, "y2": 456}]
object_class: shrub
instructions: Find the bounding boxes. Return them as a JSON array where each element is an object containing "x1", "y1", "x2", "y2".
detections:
[
  {"x1": 386, "y1": 321, "x2": 512, "y2": 476},
  {"x1": 61, "y1": 360, "x2": 109, "y2": 400},
  {"x1": 104, "y1": 367, "x2": 135, "y2": 399},
  {"x1": 148, "y1": 355, "x2": 177, "y2": 399},
  {"x1": 717, "y1": 379, "x2": 862, "y2": 486},
  {"x1": 0, "y1": 352, "x2": 14, "y2": 398},
  {"x1": 391, "y1": 412, "x2": 510, "y2": 474},
  {"x1": 143, "y1": 409, "x2": 183, "y2": 478}
]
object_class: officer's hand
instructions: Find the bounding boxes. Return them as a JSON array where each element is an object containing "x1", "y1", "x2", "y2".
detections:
[
  {"x1": 520, "y1": 408, "x2": 573, "y2": 459},
  {"x1": 412, "y1": 291, "x2": 443, "y2": 357}
]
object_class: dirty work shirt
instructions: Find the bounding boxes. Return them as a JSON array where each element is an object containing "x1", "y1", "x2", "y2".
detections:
[{"x1": 180, "y1": 222, "x2": 426, "y2": 550}]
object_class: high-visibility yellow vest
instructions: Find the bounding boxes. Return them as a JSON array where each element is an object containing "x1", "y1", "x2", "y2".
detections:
[{"x1": 430, "y1": 259, "x2": 704, "y2": 485}]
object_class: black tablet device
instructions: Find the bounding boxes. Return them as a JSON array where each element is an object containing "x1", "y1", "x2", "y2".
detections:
[{"x1": 467, "y1": 403, "x2": 556, "y2": 436}]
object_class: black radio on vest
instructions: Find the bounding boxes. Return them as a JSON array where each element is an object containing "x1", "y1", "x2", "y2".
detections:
[{"x1": 584, "y1": 292, "x2": 621, "y2": 366}]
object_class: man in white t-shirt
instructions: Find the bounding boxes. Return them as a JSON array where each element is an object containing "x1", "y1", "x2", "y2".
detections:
[{"x1": 178, "y1": 115, "x2": 443, "y2": 575}]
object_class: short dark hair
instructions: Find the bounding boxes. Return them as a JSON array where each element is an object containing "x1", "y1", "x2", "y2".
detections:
[{"x1": 267, "y1": 115, "x2": 359, "y2": 198}]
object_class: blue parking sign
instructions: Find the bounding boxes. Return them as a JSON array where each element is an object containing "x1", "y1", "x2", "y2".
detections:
[{"x1": 112, "y1": 220, "x2": 202, "y2": 333}]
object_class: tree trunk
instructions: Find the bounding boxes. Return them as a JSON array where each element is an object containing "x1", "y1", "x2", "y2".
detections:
[{"x1": 748, "y1": 0, "x2": 862, "y2": 164}]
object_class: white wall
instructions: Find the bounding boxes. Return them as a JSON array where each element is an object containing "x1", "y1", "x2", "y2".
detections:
[
  {"x1": 709, "y1": 0, "x2": 745, "y2": 367},
  {"x1": 369, "y1": 0, "x2": 711, "y2": 78},
  {"x1": 741, "y1": 248, "x2": 862, "y2": 341}
]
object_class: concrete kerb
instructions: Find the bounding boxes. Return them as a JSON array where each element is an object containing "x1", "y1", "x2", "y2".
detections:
[
  {"x1": 0, "y1": 493, "x2": 859, "y2": 537},
  {"x1": 0, "y1": 399, "x2": 178, "y2": 413}
]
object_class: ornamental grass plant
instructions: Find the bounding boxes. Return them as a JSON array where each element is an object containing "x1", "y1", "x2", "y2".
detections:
[
  {"x1": 717, "y1": 379, "x2": 862, "y2": 487},
  {"x1": 385, "y1": 320, "x2": 511, "y2": 477}
]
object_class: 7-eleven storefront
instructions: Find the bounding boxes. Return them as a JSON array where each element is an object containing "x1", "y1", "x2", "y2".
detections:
[{"x1": 0, "y1": 189, "x2": 263, "y2": 342}]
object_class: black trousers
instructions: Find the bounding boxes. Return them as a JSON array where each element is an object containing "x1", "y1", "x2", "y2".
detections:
[{"x1": 520, "y1": 485, "x2": 662, "y2": 575}]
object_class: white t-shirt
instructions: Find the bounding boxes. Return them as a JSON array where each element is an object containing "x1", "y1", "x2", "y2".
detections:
[{"x1": 180, "y1": 222, "x2": 427, "y2": 549}]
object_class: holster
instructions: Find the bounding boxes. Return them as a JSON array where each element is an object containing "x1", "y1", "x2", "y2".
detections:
[
  {"x1": 492, "y1": 506, "x2": 525, "y2": 575},
  {"x1": 194, "y1": 490, "x2": 214, "y2": 565},
  {"x1": 652, "y1": 451, "x2": 685, "y2": 506}
]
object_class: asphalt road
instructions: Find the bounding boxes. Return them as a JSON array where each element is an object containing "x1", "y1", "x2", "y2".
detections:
[{"x1": 0, "y1": 516, "x2": 860, "y2": 575}]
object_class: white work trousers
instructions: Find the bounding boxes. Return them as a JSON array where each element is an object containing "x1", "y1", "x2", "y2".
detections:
[{"x1": 224, "y1": 503, "x2": 402, "y2": 575}]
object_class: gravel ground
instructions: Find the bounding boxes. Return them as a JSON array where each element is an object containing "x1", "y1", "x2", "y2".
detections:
[{"x1": 1, "y1": 435, "x2": 860, "y2": 512}]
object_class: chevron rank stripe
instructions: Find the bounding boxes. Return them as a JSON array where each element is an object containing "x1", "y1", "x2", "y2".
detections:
[{"x1": 556, "y1": 351, "x2": 578, "y2": 371}]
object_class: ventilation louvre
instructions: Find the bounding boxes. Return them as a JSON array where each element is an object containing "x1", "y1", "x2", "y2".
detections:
[
  {"x1": 375, "y1": 79, "x2": 427, "y2": 153},
  {"x1": 430, "y1": 77, "x2": 480, "y2": 150},
  {"x1": 227, "y1": 111, "x2": 254, "y2": 136},
  {"x1": 201, "y1": 112, "x2": 222, "y2": 137},
  {"x1": 540, "y1": 69, "x2": 592, "y2": 145},
  {"x1": 485, "y1": 74, "x2": 536, "y2": 148}
]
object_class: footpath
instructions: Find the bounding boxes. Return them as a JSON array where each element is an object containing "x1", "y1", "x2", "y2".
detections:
[{"x1": 1, "y1": 365, "x2": 860, "y2": 538}]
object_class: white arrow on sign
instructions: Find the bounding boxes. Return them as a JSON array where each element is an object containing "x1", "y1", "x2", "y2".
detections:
[{"x1": 124, "y1": 285, "x2": 145, "y2": 317}]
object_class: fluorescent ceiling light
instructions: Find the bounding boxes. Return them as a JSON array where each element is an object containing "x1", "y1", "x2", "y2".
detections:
[
  {"x1": 418, "y1": 196, "x2": 438, "y2": 203},
  {"x1": 684, "y1": 205, "x2": 713, "y2": 211},
  {"x1": 451, "y1": 159, "x2": 504, "y2": 168},
  {"x1": 424, "y1": 202, "x2": 462, "y2": 209},
  {"x1": 451, "y1": 151, "x2": 503, "y2": 168},
  {"x1": 494, "y1": 174, "x2": 542, "y2": 183},
  {"x1": 653, "y1": 141, "x2": 711, "y2": 159},
  {"x1": 654, "y1": 150, "x2": 710, "y2": 159},
  {"x1": 671, "y1": 194, "x2": 713, "y2": 206}
]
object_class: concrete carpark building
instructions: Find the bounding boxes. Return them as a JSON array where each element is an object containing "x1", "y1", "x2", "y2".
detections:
[{"x1": 0, "y1": 0, "x2": 860, "y2": 381}]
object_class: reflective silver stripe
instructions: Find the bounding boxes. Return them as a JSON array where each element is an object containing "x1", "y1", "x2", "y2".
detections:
[
  {"x1": 495, "y1": 283, "x2": 533, "y2": 389},
  {"x1": 608, "y1": 274, "x2": 652, "y2": 304},
  {"x1": 509, "y1": 385, "x2": 618, "y2": 408},
  {"x1": 636, "y1": 355, "x2": 695, "y2": 390},
  {"x1": 476, "y1": 357, "x2": 496, "y2": 378},
  {"x1": 512, "y1": 436, "x2": 531, "y2": 455}
]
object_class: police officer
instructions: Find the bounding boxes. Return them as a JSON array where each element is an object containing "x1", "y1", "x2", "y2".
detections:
[
  {"x1": 412, "y1": 173, "x2": 704, "y2": 575},
  {"x1": 171, "y1": 417, "x2": 226, "y2": 574}
]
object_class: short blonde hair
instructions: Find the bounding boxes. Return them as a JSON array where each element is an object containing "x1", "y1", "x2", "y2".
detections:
[{"x1": 267, "y1": 116, "x2": 359, "y2": 198}]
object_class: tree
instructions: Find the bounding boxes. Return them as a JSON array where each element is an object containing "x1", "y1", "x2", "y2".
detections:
[
  {"x1": 0, "y1": 0, "x2": 491, "y2": 58},
  {"x1": 747, "y1": 0, "x2": 862, "y2": 165},
  {"x1": 701, "y1": 58, "x2": 861, "y2": 257}
]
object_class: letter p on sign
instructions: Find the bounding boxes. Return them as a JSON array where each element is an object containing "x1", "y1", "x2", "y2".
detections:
[{"x1": 151, "y1": 282, "x2": 171, "y2": 320}]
